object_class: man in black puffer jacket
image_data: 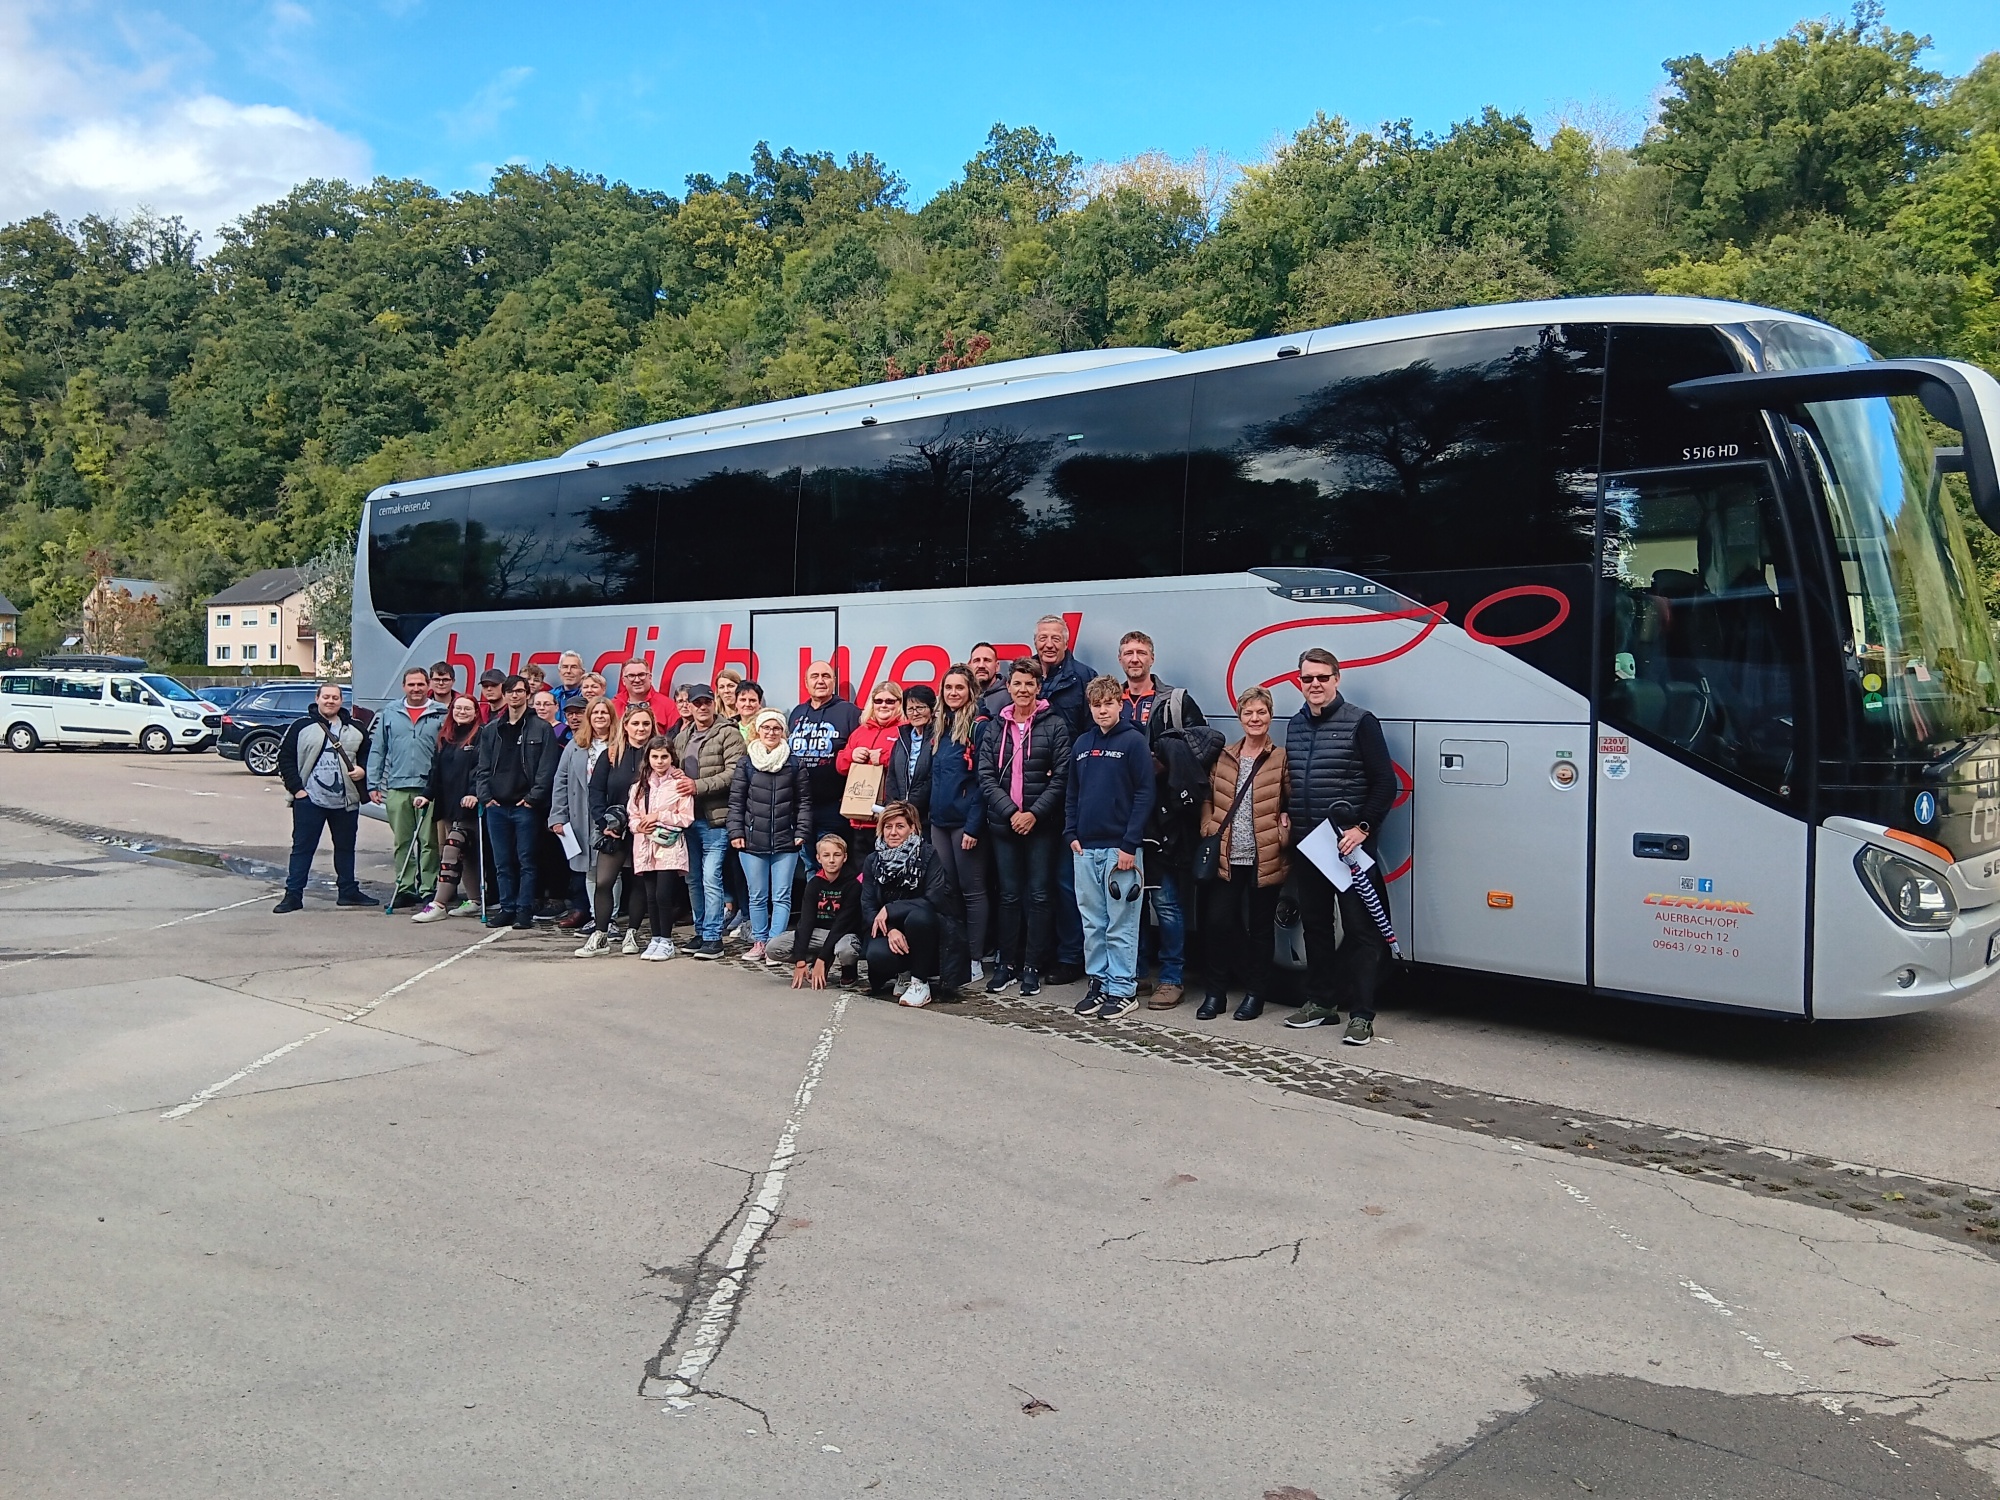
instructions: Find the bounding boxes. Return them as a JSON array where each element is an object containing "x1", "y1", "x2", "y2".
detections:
[
  {"x1": 1282, "y1": 648, "x2": 1396, "y2": 1045},
  {"x1": 976, "y1": 656, "x2": 1072, "y2": 997}
]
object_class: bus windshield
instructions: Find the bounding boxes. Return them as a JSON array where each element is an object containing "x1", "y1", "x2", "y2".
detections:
[{"x1": 1798, "y1": 392, "x2": 1999, "y2": 763}]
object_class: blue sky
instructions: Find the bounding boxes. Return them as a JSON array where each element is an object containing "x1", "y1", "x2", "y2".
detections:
[{"x1": 2, "y1": 0, "x2": 1994, "y2": 237}]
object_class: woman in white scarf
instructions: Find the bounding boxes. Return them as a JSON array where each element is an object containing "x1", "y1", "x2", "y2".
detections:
[{"x1": 727, "y1": 708, "x2": 813, "y2": 962}]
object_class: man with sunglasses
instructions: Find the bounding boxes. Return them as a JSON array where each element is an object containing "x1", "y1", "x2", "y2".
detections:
[{"x1": 1282, "y1": 648, "x2": 1395, "y2": 1044}]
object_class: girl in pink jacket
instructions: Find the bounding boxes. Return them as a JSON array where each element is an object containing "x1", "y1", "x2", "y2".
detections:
[{"x1": 628, "y1": 734, "x2": 695, "y2": 960}]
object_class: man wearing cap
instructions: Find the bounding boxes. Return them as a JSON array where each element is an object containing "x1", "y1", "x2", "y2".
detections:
[
  {"x1": 670, "y1": 682, "x2": 745, "y2": 959},
  {"x1": 476, "y1": 668, "x2": 506, "y2": 724}
]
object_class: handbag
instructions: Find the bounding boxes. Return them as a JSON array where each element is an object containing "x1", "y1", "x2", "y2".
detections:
[
  {"x1": 840, "y1": 760, "x2": 886, "y2": 820},
  {"x1": 1194, "y1": 750, "x2": 1265, "y2": 882}
]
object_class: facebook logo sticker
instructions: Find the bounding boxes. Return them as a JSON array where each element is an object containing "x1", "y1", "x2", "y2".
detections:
[{"x1": 1697, "y1": 878, "x2": 1715, "y2": 893}]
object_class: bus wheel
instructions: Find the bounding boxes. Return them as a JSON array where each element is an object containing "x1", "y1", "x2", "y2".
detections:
[
  {"x1": 140, "y1": 725, "x2": 173, "y2": 754},
  {"x1": 5, "y1": 722, "x2": 38, "y2": 752}
]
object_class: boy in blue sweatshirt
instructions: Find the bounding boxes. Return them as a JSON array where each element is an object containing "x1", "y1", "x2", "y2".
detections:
[{"x1": 1065, "y1": 675, "x2": 1156, "y2": 1019}]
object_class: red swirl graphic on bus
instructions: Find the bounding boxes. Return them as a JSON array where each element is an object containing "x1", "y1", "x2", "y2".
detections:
[{"x1": 1460, "y1": 584, "x2": 1570, "y2": 647}]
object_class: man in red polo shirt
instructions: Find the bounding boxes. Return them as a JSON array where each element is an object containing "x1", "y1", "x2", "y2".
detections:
[{"x1": 611, "y1": 659, "x2": 679, "y2": 731}]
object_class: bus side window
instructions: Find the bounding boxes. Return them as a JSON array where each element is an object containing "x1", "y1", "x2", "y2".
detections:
[
  {"x1": 965, "y1": 378, "x2": 1194, "y2": 588},
  {"x1": 796, "y1": 421, "x2": 972, "y2": 594},
  {"x1": 465, "y1": 474, "x2": 560, "y2": 609},
  {"x1": 644, "y1": 444, "x2": 799, "y2": 603},
  {"x1": 1184, "y1": 325, "x2": 1603, "y2": 578},
  {"x1": 546, "y1": 466, "x2": 657, "y2": 606},
  {"x1": 1599, "y1": 465, "x2": 1803, "y2": 794},
  {"x1": 369, "y1": 487, "x2": 469, "y2": 645}
]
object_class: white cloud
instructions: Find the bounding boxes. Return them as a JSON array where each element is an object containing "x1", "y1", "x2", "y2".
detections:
[
  {"x1": 0, "y1": 1, "x2": 371, "y2": 244},
  {"x1": 445, "y1": 66, "x2": 534, "y2": 143}
]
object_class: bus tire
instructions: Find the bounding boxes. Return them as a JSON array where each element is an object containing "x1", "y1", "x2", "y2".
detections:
[{"x1": 5, "y1": 722, "x2": 39, "y2": 752}]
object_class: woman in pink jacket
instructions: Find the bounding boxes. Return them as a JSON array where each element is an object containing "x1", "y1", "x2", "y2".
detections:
[{"x1": 628, "y1": 734, "x2": 695, "y2": 961}]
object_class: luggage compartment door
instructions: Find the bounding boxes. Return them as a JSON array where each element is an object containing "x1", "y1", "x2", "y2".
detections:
[{"x1": 1411, "y1": 722, "x2": 1588, "y2": 983}]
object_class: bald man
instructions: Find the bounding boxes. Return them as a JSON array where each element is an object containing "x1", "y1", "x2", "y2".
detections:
[{"x1": 786, "y1": 659, "x2": 862, "y2": 859}]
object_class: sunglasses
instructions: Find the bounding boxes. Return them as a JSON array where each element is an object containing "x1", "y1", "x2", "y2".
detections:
[{"x1": 1298, "y1": 672, "x2": 1335, "y2": 683}]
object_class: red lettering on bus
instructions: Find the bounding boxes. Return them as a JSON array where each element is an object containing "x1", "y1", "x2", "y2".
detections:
[
  {"x1": 592, "y1": 627, "x2": 638, "y2": 678},
  {"x1": 890, "y1": 644, "x2": 952, "y2": 689},
  {"x1": 1224, "y1": 605, "x2": 1448, "y2": 704}
]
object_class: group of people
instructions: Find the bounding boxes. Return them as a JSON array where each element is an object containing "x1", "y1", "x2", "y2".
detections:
[{"x1": 274, "y1": 619, "x2": 1395, "y2": 1043}]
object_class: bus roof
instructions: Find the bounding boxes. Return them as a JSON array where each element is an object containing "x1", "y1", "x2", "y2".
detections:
[{"x1": 364, "y1": 295, "x2": 1832, "y2": 504}]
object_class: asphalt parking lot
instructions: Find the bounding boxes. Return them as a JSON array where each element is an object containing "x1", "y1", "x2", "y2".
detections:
[{"x1": 3, "y1": 747, "x2": 1998, "y2": 1498}]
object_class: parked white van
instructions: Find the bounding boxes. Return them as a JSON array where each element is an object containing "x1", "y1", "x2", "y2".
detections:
[{"x1": 0, "y1": 670, "x2": 222, "y2": 753}]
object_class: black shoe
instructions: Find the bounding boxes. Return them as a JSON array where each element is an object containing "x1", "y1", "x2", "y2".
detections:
[
  {"x1": 839, "y1": 965, "x2": 861, "y2": 989},
  {"x1": 1074, "y1": 977, "x2": 1104, "y2": 1015},
  {"x1": 335, "y1": 891, "x2": 375, "y2": 908},
  {"x1": 985, "y1": 965, "x2": 1017, "y2": 995},
  {"x1": 272, "y1": 894, "x2": 303, "y2": 914},
  {"x1": 1046, "y1": 963, "x2": 1083, "y2": 986},
  {"x1": 511, "y1": 912, "x2": 534, "y2": 930},
  {"x1": 690, "y1": 939, "x2": 723, "y2": 960},
  {"x1": 389, "y1": 890, "x2": 425, "y2": 911},
  {"x1": 1233, "y1": 993, "x2": 1264, "y2": 1021},
  {"x1": 1018, "y1": 967, "x2": 1042, "y2": 997},
  {"x1": 1196, "y1": 992, "x2": 1226, "y2": 1020},
  {"x1": 1097, "y1": 993, "x2": 1140, "y2": 1020}
]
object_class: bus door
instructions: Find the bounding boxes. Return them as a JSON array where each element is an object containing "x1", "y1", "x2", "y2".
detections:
[
  {"x1": 1412, "y1": 722, "x2": 1588, "y2": 983},
  {"x1": 1592, "y1": 463, "x2": 1810, "y2": 1013},
  {"x1": 749, "y1": 608, "x2": 838, "y2": 711}
]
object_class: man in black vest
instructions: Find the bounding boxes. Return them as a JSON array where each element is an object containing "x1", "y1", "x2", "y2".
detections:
[{"x1": 1282, "y1": 648, "x2": 1395, "y2": 1044}]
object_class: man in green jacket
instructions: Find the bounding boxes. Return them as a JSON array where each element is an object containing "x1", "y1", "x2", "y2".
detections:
[{"x1": 367, "y1": 666, "x2": 446, "y2": 909}]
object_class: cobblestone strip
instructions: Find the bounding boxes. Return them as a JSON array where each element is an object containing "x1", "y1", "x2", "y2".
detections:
[{"x1": 939, "y1": 993, "x2": 2000, "y2": 1259}]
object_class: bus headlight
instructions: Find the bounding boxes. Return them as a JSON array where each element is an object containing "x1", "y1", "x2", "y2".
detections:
[{"x1": 1856, "y1": 846, "x2": 1957, "y2": 930}]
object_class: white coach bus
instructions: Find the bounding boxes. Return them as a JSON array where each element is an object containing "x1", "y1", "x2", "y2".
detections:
[{"x1": 351, "y1": 296, "x2": 2000, "y2": 1021}]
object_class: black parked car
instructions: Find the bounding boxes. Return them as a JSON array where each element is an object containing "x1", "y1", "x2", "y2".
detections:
[{"x1": 218, "y1": 683, "x2": 373, "y2": 776}]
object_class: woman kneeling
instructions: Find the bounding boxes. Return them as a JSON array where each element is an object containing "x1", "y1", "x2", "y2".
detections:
[{"x1": 860, "y1": 802, "x2": 952, "y2": 1007}]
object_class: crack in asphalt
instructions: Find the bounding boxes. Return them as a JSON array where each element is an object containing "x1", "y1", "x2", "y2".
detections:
[
  {"x1": 1145, "y1": 1236, "x2": 1306, "y2": 1267},
  {"x1": 639, "y1": 1167, "x2": 760, "y2": 1403}
]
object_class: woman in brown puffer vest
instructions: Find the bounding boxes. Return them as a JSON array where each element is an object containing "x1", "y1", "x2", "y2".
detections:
[{"x1": 1197, "y1": 685, "x2": 1290, "y2": 1021}]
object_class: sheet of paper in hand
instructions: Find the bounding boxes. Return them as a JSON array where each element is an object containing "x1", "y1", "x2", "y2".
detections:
[{"x1": 1298, "y1": 818, "x2": 1372, "y2": 890}]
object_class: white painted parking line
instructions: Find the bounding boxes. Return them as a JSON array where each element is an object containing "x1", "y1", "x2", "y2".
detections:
[
  {"x1": 129, "y1": 781, "x2": 220, "y2": 797},
  {"x1": 160, "y1": 927, "x2": 507, "y2": 1120},
  {"x1": 656, "y1": 990, "x2": 852, "y2": 1410},
  {"x1": 0, "y1": 891, "x2": 279, "y2": 974}
]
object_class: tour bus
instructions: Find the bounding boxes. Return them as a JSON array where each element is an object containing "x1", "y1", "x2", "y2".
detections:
[{"x1": 352, "y1": 296, "x2": 2000, "y2": 1021}]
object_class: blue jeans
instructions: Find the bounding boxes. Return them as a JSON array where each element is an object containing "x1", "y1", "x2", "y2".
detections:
[
  {"x1": 739, "y1": 849, "x2": 795, "y2": 945},
  {"x1": 484, "y1": 804, "x2": 539, "y2": 919},
  {"x1": 286, "y1": 799, "x2": 362, "y2": 900},
  {"x1": 685, "y1": 820, "x2": 730, "y2": 942},
  {"x1": 1139, "y1": 868, "x2": 1186, "y2": 985},
  {"x1": 1074, "y1": 847, "x2": 1143, "y2": 998}
]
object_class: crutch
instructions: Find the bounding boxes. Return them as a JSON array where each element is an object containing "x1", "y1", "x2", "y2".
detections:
[
  {"x1": 387, "y1": 808, "x2": 423, "y2": 916},
  {"x1": 477, "y1": 810, "x2": 490, "y2": 925}
]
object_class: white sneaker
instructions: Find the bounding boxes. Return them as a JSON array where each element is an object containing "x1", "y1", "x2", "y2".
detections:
[
  {"x1": 657, "y1": 938, "x2": 679, "y2": 960},
  {"x1": 969, "y1": 960, "x2": 984, "y2": 983},
  {"x1": 411, "y1": 902, "x2": 449, "y2": 923},
  {"x1": 893, "y1": 973, "x2": 914, "y2": 997},
  {"x1": 899, "y1": 978, "x2": 932, "y2": 1008},
  {"x1": 620, "y1": 929, "x2": 641, "y2": 956},
  {"x1": 640, "y1": 938, "x2": 666, "y2": 960},
  {"x1": 574, "y1": 931, "x2": 609, "y2": 957}
]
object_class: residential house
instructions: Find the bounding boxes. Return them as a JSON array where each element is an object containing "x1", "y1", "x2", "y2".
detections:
[
  {"x1": 0, "y1": 593, "x2": 18, "y2": 655},
  {"x1": 206, "y1": 568, "x2": 329, "y2": 670}
]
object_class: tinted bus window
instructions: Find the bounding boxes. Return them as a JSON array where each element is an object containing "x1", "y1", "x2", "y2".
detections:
[
  {"x1": 465, "y1": 474, "x2": 560, "y2": 608},
  {"x1": 966, "y1": 377, "x2": 1195, "y2": 587},
  {"x1": 1185, "y1": 326, "x2": 1604, "y2": 579},
  {"x1": 644, "y1": 443, "x2": 799, "y2": 603},
  {"x1": 370, "y1": 488, "x2": 469, "y2": 644},
  {"x1": 543, "y1": 468, "x2": 657, "y2": 605},
  {"x1": 796, "y1": 420, "x2": 978, "y2": 594},
  {"x1": 1601, "y1": 324, "x2": 1765, "y2": 472}
]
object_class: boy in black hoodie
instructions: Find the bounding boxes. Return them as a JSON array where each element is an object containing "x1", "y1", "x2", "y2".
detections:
[
  {"x1": 771, "y1": 833, "x2": 866, "y2": 988},
  {"x1": 1065, "y1": 676, "x2": 1155, "y2": 1020}
]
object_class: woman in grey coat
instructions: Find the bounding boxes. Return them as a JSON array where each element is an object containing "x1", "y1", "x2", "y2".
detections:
[{"x1": 548, "y1": 701, "x2": 602, "y2": 928}]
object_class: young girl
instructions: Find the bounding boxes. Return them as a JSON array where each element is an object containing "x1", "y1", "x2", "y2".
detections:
[{"x1": 627, "y1": 733, "x2": 695, "y2": 960}]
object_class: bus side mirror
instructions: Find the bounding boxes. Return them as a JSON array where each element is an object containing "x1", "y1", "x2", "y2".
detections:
[{"x1": 1671, "y1": 359, "x2": 2000, "y2": 534}]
